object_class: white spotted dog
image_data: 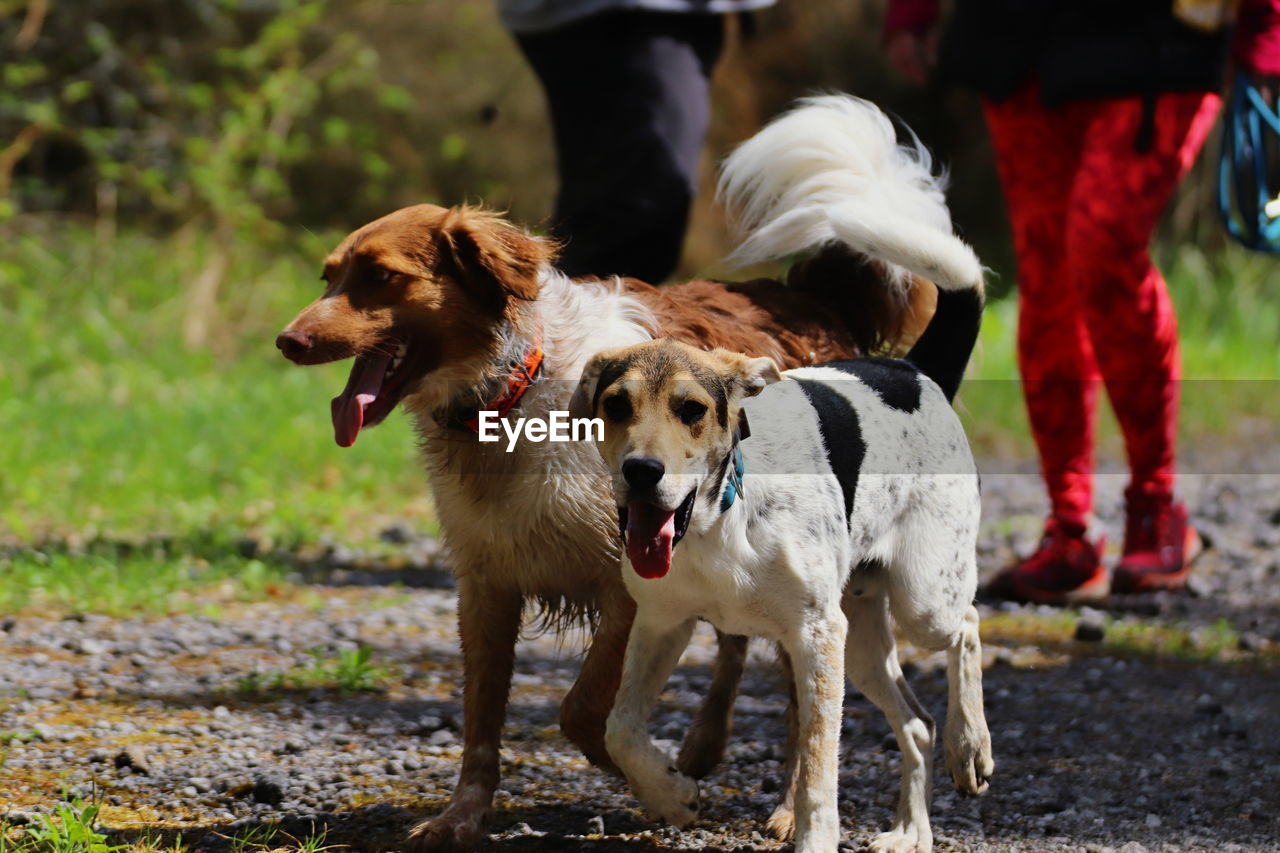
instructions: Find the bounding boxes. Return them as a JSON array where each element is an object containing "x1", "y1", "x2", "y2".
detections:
[{"x1": 573, "y1": 275, "x2": 994, "y2": 851}]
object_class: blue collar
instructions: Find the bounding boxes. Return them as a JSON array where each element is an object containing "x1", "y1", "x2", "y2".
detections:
[{"x1": 719, "y1": 440, "x2": 746, "y2": 513}]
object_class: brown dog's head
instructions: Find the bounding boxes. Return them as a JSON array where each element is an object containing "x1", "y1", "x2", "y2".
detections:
[
  {"x1": 571, "y1": 339, "x2": 781, "y2": 579},
  {"x1": 276, "y1": 204, "x2": 555, "y2": 446}
]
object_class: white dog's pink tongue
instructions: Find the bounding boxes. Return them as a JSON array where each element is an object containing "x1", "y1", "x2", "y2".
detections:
[
  {"x1": 625, "y1": 502, "x2": 676, "y2": 579},
  {"x1": 330, "y1": 352, "x2": 392, "y2": 448}
]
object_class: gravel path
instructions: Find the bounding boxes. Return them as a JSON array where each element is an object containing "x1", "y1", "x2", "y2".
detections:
[{"x1": 2, "y1": 444, "x2": 1279, "y2": 853}]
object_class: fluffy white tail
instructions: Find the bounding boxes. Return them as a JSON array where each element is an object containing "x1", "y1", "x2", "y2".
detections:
[{"x1": 718, "y1": 94, "x2": 983, "y2": 293}]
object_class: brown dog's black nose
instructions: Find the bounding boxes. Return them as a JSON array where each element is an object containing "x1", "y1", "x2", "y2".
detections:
[
  {"x1": 622, "y1": 456, "x2": 665, "y2": 490},
  {"x1": 276, "y1": 329, "x2": 312, "y2": 361}
]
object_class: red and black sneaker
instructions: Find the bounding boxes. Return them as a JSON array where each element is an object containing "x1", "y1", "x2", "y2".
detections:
[
  {"x1": 986, "y1": 516, "x2": 1109, "y2": 605},
  {"x1": 1112, "y1": 489, "x2": 1203, "y2": 593}
]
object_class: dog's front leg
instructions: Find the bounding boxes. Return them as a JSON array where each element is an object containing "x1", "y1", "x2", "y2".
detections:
[
  {"x1": 783, "y1": 610, "x2": 848, "y2": 853},
  {"x1": 606, "y1": 614, "x2": 700, "y2": 827},
  {"x1": 560, "y1": 584, "x2": 635, "y2": 775},
  {"x1": 676, "y1": 630, "x2": 748, "y2": 779},
  {"x1": 407, "y1": 577, "x2": 523, "y2": 853}
]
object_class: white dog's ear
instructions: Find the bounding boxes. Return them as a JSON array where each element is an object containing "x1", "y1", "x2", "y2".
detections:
[
  {"x1": 737, "y1": 356, "x2": 782, "y2": 398},
  {"x1": 569, "y1": 352, "x2": 609, "y2": 421}
]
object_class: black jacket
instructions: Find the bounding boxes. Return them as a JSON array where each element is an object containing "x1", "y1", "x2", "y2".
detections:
[{"x1": 939, "y1": 0, "x2": 1229, "y2": 104}]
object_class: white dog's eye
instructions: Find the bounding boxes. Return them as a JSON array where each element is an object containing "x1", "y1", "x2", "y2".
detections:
[
  {"x1": 603, "y1": 394, "x2": 632, "y2": 422},
  {"x1": 676, "y1": 399, "x2": 707, "y2": 426}
]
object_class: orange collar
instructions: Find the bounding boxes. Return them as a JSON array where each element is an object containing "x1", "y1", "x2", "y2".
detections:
[{"x1": 456, "y1": 335, "x2": 545, "y2": 434}]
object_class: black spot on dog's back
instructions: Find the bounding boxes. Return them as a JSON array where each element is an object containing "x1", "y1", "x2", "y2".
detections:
[
  {"x1": 794, "y1": 379, "x2": 865, "y2": 519},
  {"x1": 819, "y1": 357, "x2": 921, "y2": 413}
]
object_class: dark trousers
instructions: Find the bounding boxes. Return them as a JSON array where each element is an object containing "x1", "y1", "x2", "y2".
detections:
[{"x1": 517, "y1": 11, "x2": 725, "y2": 283}]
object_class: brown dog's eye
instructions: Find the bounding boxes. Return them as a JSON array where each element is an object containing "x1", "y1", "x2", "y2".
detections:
[
  {"x1": 677, "y1": 400, "x2": 707, "y2": 426},
  {"x1": 603, "y1": 394, "x2": 632, "y2": 422}
]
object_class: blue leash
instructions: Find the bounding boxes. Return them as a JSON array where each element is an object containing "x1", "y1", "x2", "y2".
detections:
[{"x1": 1218, "y1": 71, "x2": 1280, "y2": 253}]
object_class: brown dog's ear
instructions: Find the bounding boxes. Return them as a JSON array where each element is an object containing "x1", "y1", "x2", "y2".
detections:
[{"x1": 442, "y1": 207, "x2": 554, "y2": 312}]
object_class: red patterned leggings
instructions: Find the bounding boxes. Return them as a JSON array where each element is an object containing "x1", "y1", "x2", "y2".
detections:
[{"x1": 983, "y1": 83, "x2": 1221, "y2": 527}]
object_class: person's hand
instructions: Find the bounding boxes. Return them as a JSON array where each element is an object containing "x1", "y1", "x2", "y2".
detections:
[{"x1": 885, "y1": 28, "x2": 938, "y2": 85}]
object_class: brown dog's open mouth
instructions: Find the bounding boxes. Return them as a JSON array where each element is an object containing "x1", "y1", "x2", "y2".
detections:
[{"x1": 330, "y1": 340, "x2": 434, "y2": 447}]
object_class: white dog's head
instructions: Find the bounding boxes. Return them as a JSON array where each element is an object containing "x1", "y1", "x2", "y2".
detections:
[{"x1": 572, "y1": 339, "x2": 780, "y2": 579}]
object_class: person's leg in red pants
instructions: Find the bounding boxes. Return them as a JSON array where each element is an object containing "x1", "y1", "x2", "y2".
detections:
[
  {"x1": 982, "y1": 85, "x2": 1111, "y2": 604},
  {"x1": 984, "y1": 84, "x2": 1219, "y2": 603},
  {"x1": 1068, "y1": 91, "x2": 1219, "y2": 591}
]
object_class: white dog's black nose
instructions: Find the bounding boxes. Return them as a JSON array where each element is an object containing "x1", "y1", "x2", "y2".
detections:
[{"x1": 622, "y1": 456, "x2": 665, "y2": 489}]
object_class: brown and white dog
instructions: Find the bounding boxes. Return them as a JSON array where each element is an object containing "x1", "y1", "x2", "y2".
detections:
[{"x1": 275, "y1": 96, "x2": 979, "y2": 851}]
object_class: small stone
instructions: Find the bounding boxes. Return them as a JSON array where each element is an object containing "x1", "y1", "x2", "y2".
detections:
[
  {"x1": 1238, "y1": 632, "x2": 1264, "y2": 652},
  {"x1": 413, "y1": 715, "x2": 443, "y2": 733},
  {"x1": 1074, "y1": 618, "x2": 1106, "y2": 643},
  {"x1": 586, "y1": 815, "x2": 605, "y2": 836},
  {"x1": 251, "y1": 774, "x2": 286, "y2": 805},
  {"x1": 1194, "y1": 694, "x2": 1223, "y2": 715},
  {"x1": 212, "y1": 705, "x2": 231, "y2": 720},
  {"x1": 508, "y1": 822, "x2": 538, "y2": 837},
  {"x1": 380, "y1": 523, "x2": 414, "y2": 544},
  {"x1": 114, "y1": 745, "x2": 151, "y2": 775},
  {"x1": 428, "y1": 729, "x2": 455, "y2": 746},
  {"x1": 1144, "y1": 813, "x2": 1162, "y2": 828},
  {"x1": 188, "y1": 777, "x2": 213, "y2": 793},
  {"x1": 276, "y1": 738, "x2": 306, "y2": 755},
  {"x1": 73, "y1": 638, "x2": 108, "y2": 656},
  {"x1": 1118, "y1": 843, "x2": 1148, "y2": 853},
  {"x1": 1184, "y1": 576, "x2": 1212, "y2": 598},
  {"x1": 1218, "y1": 716, "x2": 1249, "y2": 739}
]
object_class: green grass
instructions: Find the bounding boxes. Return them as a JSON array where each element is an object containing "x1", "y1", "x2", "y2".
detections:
[
  {"x1": 2, "y1": 221, "x2": 1278, "y2": 616},
  {"x1": 958, "y1": 243, "x2": 1280, "y2": 457},
  {"x1": 981, "y1": 609, "x2": 1265, "y2": 665},
  {"x1": 0, "y1": 801, "x2": 122, "y2": 853},
  {"x1": 1, "y1": 222, "x2": 434, "y2": 614},
  {"x1": 234, "y1": 646, "x2": 390, "y2": 696},
  {"x1": 0, "y1": 807, "x2": 336, "y2": 853},
  {"x1": 0, "y1": 225, "x2": 429, "y2": 545}
]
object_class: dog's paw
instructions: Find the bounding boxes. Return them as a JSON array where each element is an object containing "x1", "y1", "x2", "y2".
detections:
[
  {"x1": 636, "y1": 766, "x2": 700, "y2": 827},
  {"x1": 944, "y1": 720, "x2": 994, "y2": 795},
  {"x1": 868, "y1": 826, "x2": 932, "y2": 853},
  {"x1": 406, "y1": 812, "x2": 484, "y2": 853},
  {"x1": 765, "y1": 805, "x2": 796, "y2": 842}
]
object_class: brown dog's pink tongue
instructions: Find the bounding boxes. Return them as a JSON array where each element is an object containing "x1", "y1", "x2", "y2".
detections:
[
  {"x1": 330, "y1": 352, "x2": 392, "y2": 447},
  {"x1": 625, "y1": 502, "x2": 676, "y2": 579}
]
